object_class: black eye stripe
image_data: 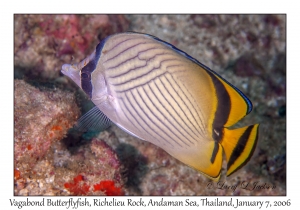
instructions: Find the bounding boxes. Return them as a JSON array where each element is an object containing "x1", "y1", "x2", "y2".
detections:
[
  {"x1": 81, "y1": 72, "x2": 90, "y2": 80},
  {"x1": 80, "y1": 38, "x2": 105, "y2": 99},
  {"x1": 81, "y1": 62, "x2": 94, "y2": 98}
]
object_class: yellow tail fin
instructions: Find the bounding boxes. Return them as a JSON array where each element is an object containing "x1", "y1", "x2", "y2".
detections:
[{"x1": 221, "y1": 124, "x2": 259, "y2": 176}]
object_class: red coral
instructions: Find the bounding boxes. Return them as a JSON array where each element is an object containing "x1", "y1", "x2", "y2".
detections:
[
  {"x1": 93, "y1": 180, "x2": 124, "y2": 196},
  {"x1": 64, "y1": 175, "x2": 90, "y2": 196},
  {"x1": 64, "y1": 175, "x2": 123, "y2": 196},
  {"x1": 27, "y1": 144, "x2": 32, "y2": 150},
  {"x1": 14, "y1": 169, "x2": 21, "y2": 180},
  {"x1": 51, "y1": 125, "x2": 62, "y2": 131}
]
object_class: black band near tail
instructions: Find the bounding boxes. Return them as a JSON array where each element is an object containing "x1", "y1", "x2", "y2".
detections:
[
  {"x1": 206, "y1": 71, "x2": 231, "y2": 143},
  {"x1": 227, "y1": 125, "x2": 258, "y2": 174}
]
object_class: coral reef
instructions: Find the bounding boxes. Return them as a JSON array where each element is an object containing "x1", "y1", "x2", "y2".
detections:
[
  {"x1": 14, "y1": 105, "x2": 124, "y2": 196},
  {"x1": 14, "y1": 14, "x2": 286, "y2": 196},
  {"x1": 13, "y1": 80, "x2": 124, "y2": 196},
  {"x1": 14, "y1": 79, "x2": 80, "y2": 172},
  {"x1": 14, "y1": 14, "x2": 129, "y2": 80},
  {"x1": 14, "y1": 79, "x2": 80, "y2": 195},
  {"x1": 14, "y1": 14, "x2": 129, "y2": 196},
  {"x1": 57, "y1": 137, "x2": 124, "y2": 196}
]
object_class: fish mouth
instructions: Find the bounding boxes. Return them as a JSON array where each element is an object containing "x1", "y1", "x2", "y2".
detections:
[
  {"x1": 61, "y1": 64, "x2": 81, "y2": 88},
  {"x1": 61, "y1": 64, "x2": 69, "y2": 75}
]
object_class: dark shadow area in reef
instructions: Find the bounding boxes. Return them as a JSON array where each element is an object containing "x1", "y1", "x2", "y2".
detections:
[
  {"x1": 60, "y1": 123, "x2": 104, "y2": 153},
  {"x1": 115, "y1": 143, "x2": 148, "y2": 194}
]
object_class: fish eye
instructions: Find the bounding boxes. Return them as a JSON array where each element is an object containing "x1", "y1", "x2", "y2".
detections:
[{"x1": 81, "y1": 72, "x2": 89, "y2": 80}]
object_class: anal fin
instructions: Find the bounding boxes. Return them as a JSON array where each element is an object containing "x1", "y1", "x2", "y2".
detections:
[{"x1": 190, "y1": 141, "x2": 223, "y2": 181}]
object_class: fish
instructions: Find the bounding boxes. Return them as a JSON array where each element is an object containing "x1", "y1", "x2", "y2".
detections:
[{"x1": 61, "y1": 32, "x2": 259, "y2": 180}]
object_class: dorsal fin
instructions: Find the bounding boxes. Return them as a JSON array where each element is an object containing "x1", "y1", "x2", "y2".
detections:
[{"x1": 209, "y1": 70, "x2": 252, "y2": 127}]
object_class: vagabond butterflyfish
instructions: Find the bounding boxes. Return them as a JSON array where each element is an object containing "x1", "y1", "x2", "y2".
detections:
[{"x1": 61, "y1": 32, "x2": 259, "y2": 181}]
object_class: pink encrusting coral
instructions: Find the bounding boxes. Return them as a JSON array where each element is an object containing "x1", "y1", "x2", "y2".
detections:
[
  {"x1": 90, "y1": 138, "x2": 120, "y2": 170},
  {"x1": 14, "y1": 14, "x2": 129, "y2": 79}
]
